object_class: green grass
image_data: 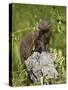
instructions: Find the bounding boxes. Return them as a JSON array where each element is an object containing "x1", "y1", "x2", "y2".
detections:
[{"x1": 10, "y1": 3, "x2": 66, "y2": 86}]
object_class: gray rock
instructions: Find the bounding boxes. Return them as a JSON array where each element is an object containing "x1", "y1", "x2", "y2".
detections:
[{"x1": 25, "y1": 52, "x2": 58, "y2": 83}]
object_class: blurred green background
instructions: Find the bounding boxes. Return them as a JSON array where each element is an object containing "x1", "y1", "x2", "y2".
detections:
[{"x1": 10, "y1": 3, "x2": 66, "y2": 86}]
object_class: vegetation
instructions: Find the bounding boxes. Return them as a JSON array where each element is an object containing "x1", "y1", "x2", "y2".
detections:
[{"x1": 10, "y1": 3, "x2": 66, "y2": 86}]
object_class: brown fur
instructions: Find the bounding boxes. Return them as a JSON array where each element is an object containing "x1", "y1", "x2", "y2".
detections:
[{"x1": 20, "y1": 20, "x2": 52, "y2": 63}]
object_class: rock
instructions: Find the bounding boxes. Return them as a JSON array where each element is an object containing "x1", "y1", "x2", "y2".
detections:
[{"x1": 25, "y1": 51, "x2": 58, "y2": 83}]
